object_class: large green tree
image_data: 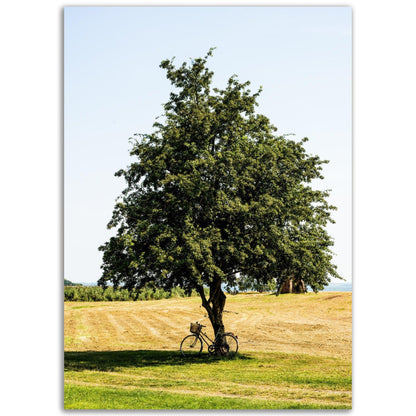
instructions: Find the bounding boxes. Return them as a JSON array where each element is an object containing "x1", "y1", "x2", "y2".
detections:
[{"x1": 99, "y1": 49, "x2": 341, "y2": 338}]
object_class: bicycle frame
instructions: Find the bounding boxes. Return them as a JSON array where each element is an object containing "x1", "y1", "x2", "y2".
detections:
[
  {"x1": 196, "y1": 329, "x2": 216, "y2": 348},
  {"x1": 196, "y1": 328, "x2": 234, "y2": 349},
  {"x1": 181, "y1": 323, "x2": 239, "y2": 357}
]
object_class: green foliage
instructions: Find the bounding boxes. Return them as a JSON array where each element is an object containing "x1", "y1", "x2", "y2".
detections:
[
  {"x1": 64, "y1": 285, "x2": 198, "y2": 302},
  {"x1": 64, "y1": 279, "x2": 82, "y2": 286},
  {"x1": 98, "y1": 49, "x2": 341, "y2": 329},
  {"x1": 229, "y1": 275, "x2": 277, "y2": 294}
]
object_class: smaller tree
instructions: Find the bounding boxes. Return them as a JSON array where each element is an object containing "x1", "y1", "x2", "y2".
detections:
[{"x1": 231, "y1": 274, "x2": 277, "y2": 293}]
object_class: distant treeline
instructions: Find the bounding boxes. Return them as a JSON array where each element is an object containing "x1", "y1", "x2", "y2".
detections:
[
  {"x1": 64, "y1": 279, "x2": 82, "y2": 287},
  {"x1": 64, "y1": 285, "x2": 204, "y2": 302}
]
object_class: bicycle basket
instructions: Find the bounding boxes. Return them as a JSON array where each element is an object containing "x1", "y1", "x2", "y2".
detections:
[{"x1": 190, "y1": 322, "x2": 200, "y2": 333}]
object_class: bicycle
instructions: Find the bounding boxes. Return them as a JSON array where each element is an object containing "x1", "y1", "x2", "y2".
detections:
[{"x1": 180, "y1": 321, "x2": 239, "y2": 357}]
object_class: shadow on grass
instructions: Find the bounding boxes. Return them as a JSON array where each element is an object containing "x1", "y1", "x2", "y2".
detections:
[{"x1": 65, "y1": 350, "x2": 252, "y2": 372}]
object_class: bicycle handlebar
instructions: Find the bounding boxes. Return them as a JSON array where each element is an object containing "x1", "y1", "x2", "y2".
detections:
[{"x1": 196, "y1": 321, "x2": 206, "y2": 327}]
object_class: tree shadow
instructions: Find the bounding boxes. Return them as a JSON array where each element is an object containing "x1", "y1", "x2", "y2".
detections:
[{"x1": 65, "y1": 350, "x2": 252, "y2": 372}]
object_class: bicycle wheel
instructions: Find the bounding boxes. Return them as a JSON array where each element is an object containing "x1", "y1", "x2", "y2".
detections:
[
  {"x1": 219, "y1": 334, "x2": 239, "y2": 357},
  {"x1": 180, "y1": 334, "x2": 203, "y2": 357}
]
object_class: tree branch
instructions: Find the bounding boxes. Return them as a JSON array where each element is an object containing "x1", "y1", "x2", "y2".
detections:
[{"x1": 196, "y1": 284, "x2": 211, "y2": 311}]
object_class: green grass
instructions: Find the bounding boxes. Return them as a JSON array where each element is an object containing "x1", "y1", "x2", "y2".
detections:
[
  {"x1": 65, "y1": 384, "x2": 347, "y2": 409},
  {"x1": 64, "y1": 350, "x2": 351, "y2": 409}
]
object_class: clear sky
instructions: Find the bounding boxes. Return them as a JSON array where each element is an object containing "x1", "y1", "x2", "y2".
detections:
[{"x1": 64, "y1": 6, "x2": 352, "y2": 284}]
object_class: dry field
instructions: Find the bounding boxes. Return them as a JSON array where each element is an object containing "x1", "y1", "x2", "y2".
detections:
[{"x1": 64, "y1": 292, "x2": 351, "y2": 358}]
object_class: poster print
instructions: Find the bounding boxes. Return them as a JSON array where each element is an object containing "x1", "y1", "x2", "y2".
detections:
[{"x1": 64, "y1": 6, "x2": 352, "y2": 409}]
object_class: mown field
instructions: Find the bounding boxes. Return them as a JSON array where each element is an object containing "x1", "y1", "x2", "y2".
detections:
[{"x1": 64, "y1": 292, "x2": 352, "y2": 409}]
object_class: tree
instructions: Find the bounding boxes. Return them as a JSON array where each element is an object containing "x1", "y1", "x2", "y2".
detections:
[{"x1": 98, "y1": 48, "x2": 341, "y2": 340}]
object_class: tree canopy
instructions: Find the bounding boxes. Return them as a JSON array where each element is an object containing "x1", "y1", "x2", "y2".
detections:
[{"x1": 99, "y1": 49, "x2": 341, "y2": 337}]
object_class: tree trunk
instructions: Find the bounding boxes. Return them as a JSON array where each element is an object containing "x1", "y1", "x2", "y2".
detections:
[
  {"x1": 196, "y1": 278, "x2": 227, "y2": 344},
  {"x1": 209, "y1": 285, "x2": 226, "y2": 338},
  {"x1": 279, "y1": 276, "x2": 307, "y2": 294}
]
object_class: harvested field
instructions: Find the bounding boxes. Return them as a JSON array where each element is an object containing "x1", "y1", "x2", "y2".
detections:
[{"x1": 65, "y1": 292, "x2": 351, "y2": 358}]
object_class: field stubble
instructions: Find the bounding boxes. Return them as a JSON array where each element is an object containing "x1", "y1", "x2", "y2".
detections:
[{"x1": 65, "y1": 292, "x2": 351, "y2": 359}]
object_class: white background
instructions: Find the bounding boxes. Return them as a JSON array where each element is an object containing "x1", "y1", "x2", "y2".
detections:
[{"x1": 1, "y1": 0, "x2": 415, "y2": 415}]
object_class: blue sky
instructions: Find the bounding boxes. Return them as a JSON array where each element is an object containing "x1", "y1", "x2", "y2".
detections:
[{"x1": 64, "y1": 6, "x2": 352, "y2": 284}]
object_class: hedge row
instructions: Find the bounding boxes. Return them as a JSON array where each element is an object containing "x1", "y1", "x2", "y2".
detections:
[{"x1": 64, "y1": 285, "x2": 201, "y2": 302}]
